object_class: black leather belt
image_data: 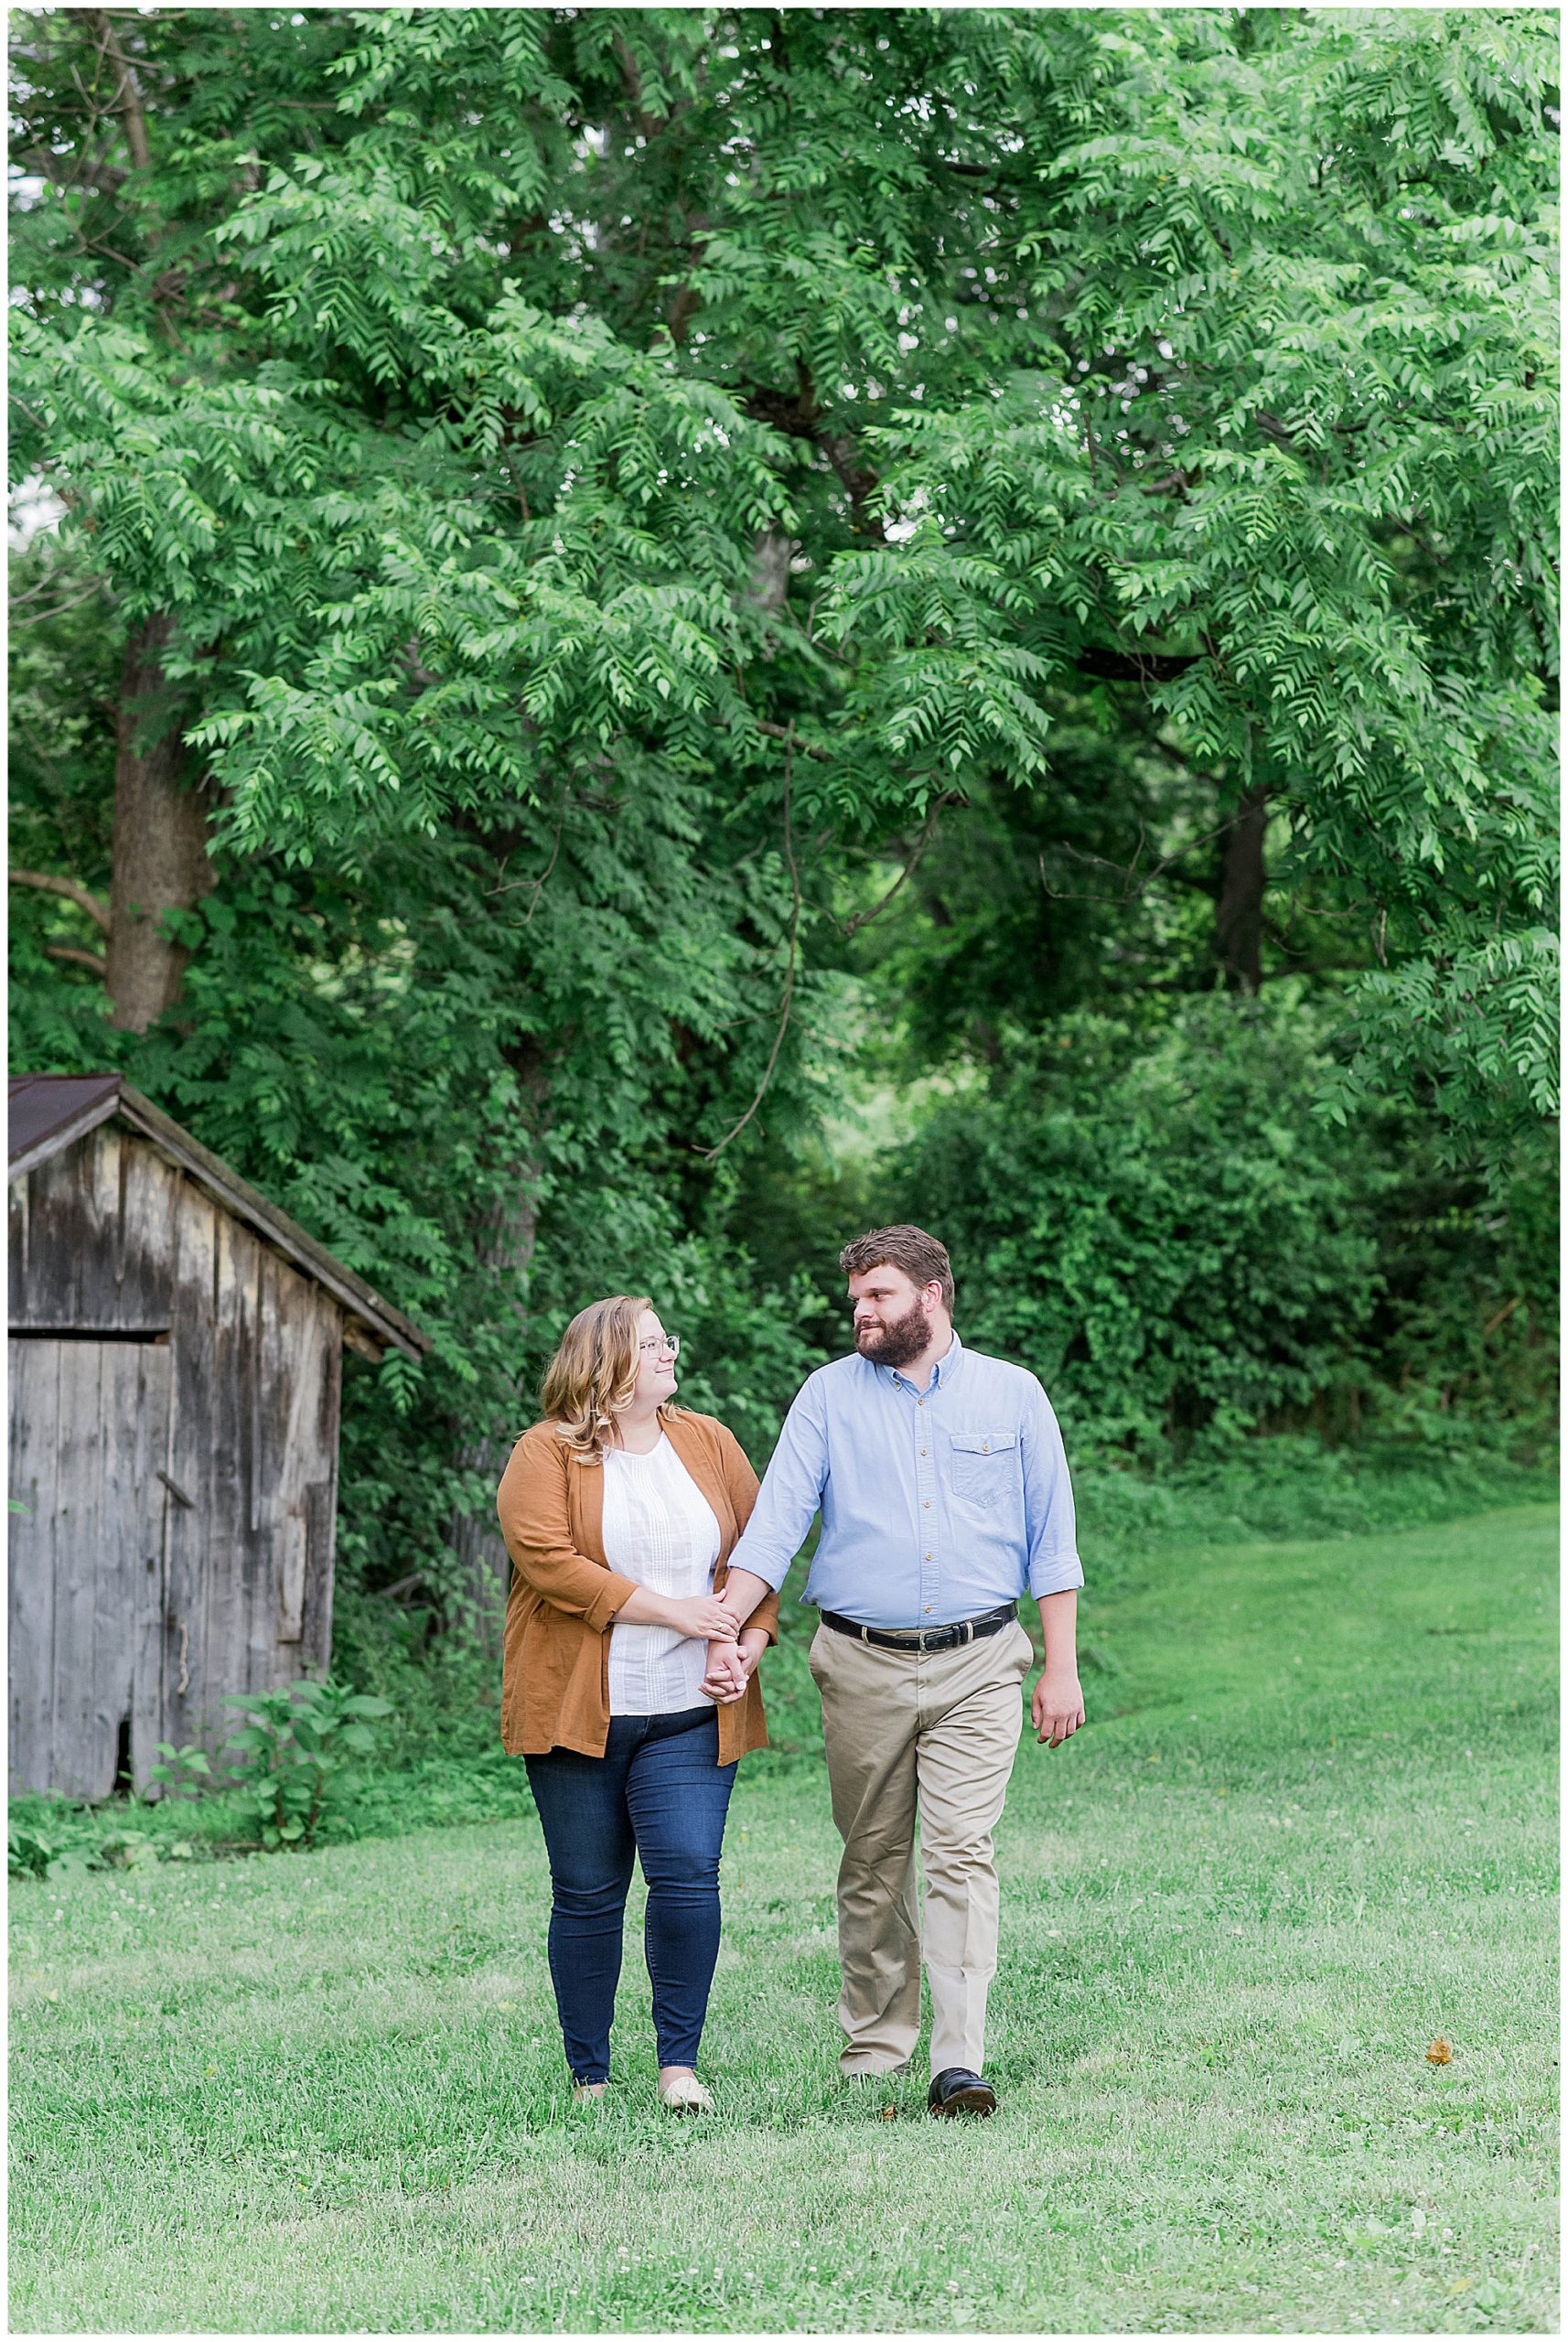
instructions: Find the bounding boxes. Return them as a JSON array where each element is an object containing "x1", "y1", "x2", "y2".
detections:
[{"x1": 820, "y1": 1601, "x2": 1018, "y2": 1654}]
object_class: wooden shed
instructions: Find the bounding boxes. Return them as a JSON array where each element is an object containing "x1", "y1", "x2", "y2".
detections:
[{"x1": 8, "y1": 1074, "x2": 428, "y2": 1799}]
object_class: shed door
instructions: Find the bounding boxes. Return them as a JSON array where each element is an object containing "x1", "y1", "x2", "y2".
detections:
[{"x1": 8, "y1": 1338, "x2": 172, "y2": 1799}]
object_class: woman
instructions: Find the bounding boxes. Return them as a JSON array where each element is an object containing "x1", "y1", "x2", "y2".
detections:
[{"x1": 496, "y1": 1295, "x2": 777, "y2": 2111}]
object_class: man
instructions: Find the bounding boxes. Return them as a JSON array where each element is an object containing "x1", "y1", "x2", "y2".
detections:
[{"x1": 706, "y1": 1223, "x2": 1084, "y2": 2117}]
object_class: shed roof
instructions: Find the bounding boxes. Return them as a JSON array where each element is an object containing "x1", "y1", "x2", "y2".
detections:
[{"x1": 8, "y1": 1074, "x2": 429, "y2": 1362}]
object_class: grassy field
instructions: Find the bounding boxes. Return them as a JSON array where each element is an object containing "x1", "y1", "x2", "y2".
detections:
[{"x1": 10, "y1": 1503, "x2": 1557, "y2": 2334}]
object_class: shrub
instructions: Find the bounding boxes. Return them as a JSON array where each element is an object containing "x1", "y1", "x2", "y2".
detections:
[
  {"x1": 8, "y1": 1824, "x2": 53, "y2": 1880},
  {"x1": 902, "y1": 994, "x2": 1389, "y2": 1461},
  {"x1": 221, "y1": 1679, "x2": 394, "y2": 1852}
]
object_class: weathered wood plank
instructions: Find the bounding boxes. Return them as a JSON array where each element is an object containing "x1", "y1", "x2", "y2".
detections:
[
  {"x1": 9, "y1": 1132, "x2": 177, "y2": 1334},
  {"x1": 301, "y1": 1475, "x2": 337, "y2": 1679},
  {"x1": 202, "y1": 1203, "x2": 252, "y2": 1748},
  {"x1": 165, "y1": 1167, "x2": 217, "y2": 1754},
  {"x1": 129, "y1": 1348, "x2": 173, "y2": 1792},
  {"x1": 91, "y1": 1345, "x2": 136, "y2": 1789},
  {"x1": 256, "y1": 1256, "x2": 339, "y2": 1681},
  {"x1": 9, "y1": 1176, "x2": 30, "y2": 1291},
  {"x1": 243, "y1": 1240, "x2": 276, "y2": 1692},
  {"x1": 299, "y1": 1316, "x2": 342, "y2": 1681},
  {"x1": 112, "y1": 1132, "x2": 179, "y2": 1327},
  {"x1": 9, "y1": 1150, "x2": 86, "y2": 1328},
  {"x1": 89, "y1": 1346, "x2": 172, "y2": 1796},
  {"x1": 8, "y1": 1337, "x2": 60, "y2": 1793},
  {"x1": 51, "y1": 1342, "x2": 108, "y2": 1795},
  {"x1": 276, "y1": 1514, "x2": 307, "y2": 1646}
]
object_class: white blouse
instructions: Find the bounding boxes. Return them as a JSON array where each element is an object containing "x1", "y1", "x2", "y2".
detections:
[{"x1": 602, "y1": 1435, "x2": 724, "y2": 1716}]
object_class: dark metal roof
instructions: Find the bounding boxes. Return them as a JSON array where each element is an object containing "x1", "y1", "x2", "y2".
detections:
[
  {"x1": 7, "y1": 1073, "x2": 123, "y2": 1174},
  {"x1": 8, "y1": 1075, "x2": 429, "y2": 1362}
]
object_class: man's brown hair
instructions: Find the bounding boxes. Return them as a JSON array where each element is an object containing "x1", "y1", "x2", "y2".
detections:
[{"x1": 839, "y1": 1224, "x2": 955, "y2": 1310}]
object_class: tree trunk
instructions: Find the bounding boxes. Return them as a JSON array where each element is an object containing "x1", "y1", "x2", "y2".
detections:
[
  {"x1": 105, "y1": 616, "x2": 216, "y2": 1031},
  {"x1": 1215, "y1": 786, "x2": 1268, "y2": 994}
]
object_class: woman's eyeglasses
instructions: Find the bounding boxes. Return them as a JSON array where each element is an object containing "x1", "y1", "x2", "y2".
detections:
[{"x1": 638, "y1": 1334, "x2": 681, "y2": 1359}]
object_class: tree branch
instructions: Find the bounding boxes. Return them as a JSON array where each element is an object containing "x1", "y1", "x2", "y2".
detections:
[
  {"x1": 752, "y1": 716, "x2": 834, "y2": 764},
  {"x1": 89, "y1": 12, "x2": 151, "y2": 170},
  {"x1": 10, "y1": 867, "x2": 113, "y2": 935},
  {"x1": 840, "y1": 793, "x2": 965, "y2": 939},
  {"x1": 376, "y1": 1571, "x2": 431, "y2": 1603},
  {"x1": 1038, "y1": 809, "x2": 1245, "y2": 908},
  {"x1": 10, "y1": 583, "x2": 113, "y2": 628},
  {"x1": 14, "y1": 142, "x2": 127, "y2": 197},
  {"x1": 1075, "y1": 648, "x2": 1202, "y2": 684},
  {"x1": 44, "y1": 944, "x2": 109, "y2": 978}
]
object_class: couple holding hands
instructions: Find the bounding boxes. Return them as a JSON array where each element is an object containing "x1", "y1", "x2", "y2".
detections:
[{"x1": 497, "y1": 1224, "x2": 1085, "y2": 2118}]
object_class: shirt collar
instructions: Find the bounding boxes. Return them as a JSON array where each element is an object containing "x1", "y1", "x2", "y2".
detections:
[{"x1": 886, "y1": 1329, "x2": 961, "y2": 1396}]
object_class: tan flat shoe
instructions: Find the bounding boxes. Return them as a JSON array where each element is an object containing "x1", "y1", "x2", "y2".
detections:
[{"x1": 657, "y1": 2071, "x2": 713, "y2": 2114}]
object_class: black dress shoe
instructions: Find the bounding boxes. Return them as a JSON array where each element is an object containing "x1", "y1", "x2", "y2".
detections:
[{"x1": 928, "y1": 2067, "x2": 997, "y2": 2117}]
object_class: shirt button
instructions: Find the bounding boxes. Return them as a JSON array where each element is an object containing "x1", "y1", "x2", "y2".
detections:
[
  {"x1": 924, "y1": 1606, "x2": 931, "y2": 1615},
  {"x1": 920, "y1": 1448, "x2": 928, "y2": 1456},
  {"x1": 923, "y1": 1499, "x2": 931, "y2": 1509},
  {"x1": 925, "y1": 1552, "x2": 932, "y2": 1561}
]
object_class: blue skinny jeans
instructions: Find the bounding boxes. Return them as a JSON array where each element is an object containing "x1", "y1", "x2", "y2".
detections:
[{"x1": 524, "y1": 1703, "x2": 737, "y2": 2084}]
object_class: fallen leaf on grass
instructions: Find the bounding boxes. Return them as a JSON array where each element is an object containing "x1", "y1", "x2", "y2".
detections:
[
  {"x1": 878, "y1": 2104, "x2": 898, "y2": 2121},
  {"x1": 1425, "y1": 2036, "x2": 1453, "y2": 2065}
]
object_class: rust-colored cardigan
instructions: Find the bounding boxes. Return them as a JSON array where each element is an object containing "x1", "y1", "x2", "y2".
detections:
[{"x1": 497, "y1": 1408, "x2": 780, "y2": 1764}]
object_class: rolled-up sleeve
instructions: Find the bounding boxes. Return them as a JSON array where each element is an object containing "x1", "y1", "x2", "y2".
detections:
[
  {"x1": 496, "y1": 1434, "x2": 639, "y2": 1632},
  {"x1": 1021, "y1": 1380, "x2": 1084, "y2": 1597},
  {"x1": 715, "y1": 1422, "x2": 780, "y2": 1646},
  {"x1": 726, "y1": 1378, "x2": 831, "y2": 1594}
]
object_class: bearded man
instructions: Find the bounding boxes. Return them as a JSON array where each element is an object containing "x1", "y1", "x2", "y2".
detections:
[{"x1": 707, "y1": 1223, "x2": 1084, "y2": 2117}]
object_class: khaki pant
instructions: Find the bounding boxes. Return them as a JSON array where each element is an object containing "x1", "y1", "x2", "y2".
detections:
[{"x1": 808, "y1": 1617, "x2": 1033, "y2": 2078}]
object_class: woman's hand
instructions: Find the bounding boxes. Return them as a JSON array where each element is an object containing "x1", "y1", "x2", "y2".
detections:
[
  {"x1": 664, "y1": 1593, "x2": 742, "y2": 1643},
  {"x1": 701, "y1": 1627, "x2": 768, "y2": 1704},
  {"x1": 701, "y1": 1641, "x2": 748, "y2": 1703}
]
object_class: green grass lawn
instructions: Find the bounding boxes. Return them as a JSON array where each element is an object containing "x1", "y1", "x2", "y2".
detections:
[{"x1": 10, "y1": 1504, "x2": 1557, "y2": 2333}]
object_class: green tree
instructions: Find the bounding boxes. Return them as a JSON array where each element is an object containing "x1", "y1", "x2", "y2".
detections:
[{"x1": 10, "y1": 9, "x2": 1556, "y2": 1618}]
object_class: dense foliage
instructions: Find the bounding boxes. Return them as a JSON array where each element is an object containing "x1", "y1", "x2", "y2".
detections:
[
  {"x1": 9, "y1": 8, "x2": 1557, "y2": 1654},
  {"x1": 895, "y1": 994, "x2": 1555, "y2": 1465}
]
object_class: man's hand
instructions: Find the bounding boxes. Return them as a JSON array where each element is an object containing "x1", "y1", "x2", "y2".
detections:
[
  {"x1": 701, "y1": 1628, "x2": 768, "y2": 1705},
  {"x1": 1032, "y1": 1665, "x2": 1085, "y2": 1747},
  {"x1": 701, "y1": 1640, "x2": 746, "y2": 1703}
]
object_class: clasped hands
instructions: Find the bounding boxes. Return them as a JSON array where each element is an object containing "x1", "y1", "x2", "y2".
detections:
[
  {"x1": 655, "y1": 1594, "x2": 764, "y2": 1704},
  {"x1": 701, "y1": 1628, "x2": 766, "y2": 1703},
  {"x1": 691, "y1": 1599, "x2": 767, "y2": 1707}
]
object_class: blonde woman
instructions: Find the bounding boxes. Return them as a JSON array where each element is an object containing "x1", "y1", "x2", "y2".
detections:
[{"x1": 496, "y1": 1295, "x2": 778, "y2": 2111}]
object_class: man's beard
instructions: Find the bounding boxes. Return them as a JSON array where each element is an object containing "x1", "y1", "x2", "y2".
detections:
[{"x1": 854, "y1": 1300, "x2": 930, "y2": 1370}]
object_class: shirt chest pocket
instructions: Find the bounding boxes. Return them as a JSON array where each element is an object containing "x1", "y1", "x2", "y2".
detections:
[{"x1": 947, "y1": 1430, "x2": 1018, "y2": 1513}]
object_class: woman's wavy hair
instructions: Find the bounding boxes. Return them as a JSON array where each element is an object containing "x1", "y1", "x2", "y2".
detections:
[{"x1": 539, "y1": 1294, "x2": 675, "y2": 1462}]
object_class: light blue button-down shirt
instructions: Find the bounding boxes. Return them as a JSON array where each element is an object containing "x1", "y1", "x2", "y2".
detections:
[{"x1": 727, "y1": 1332, "x2": 1083, "y2": 1628}]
